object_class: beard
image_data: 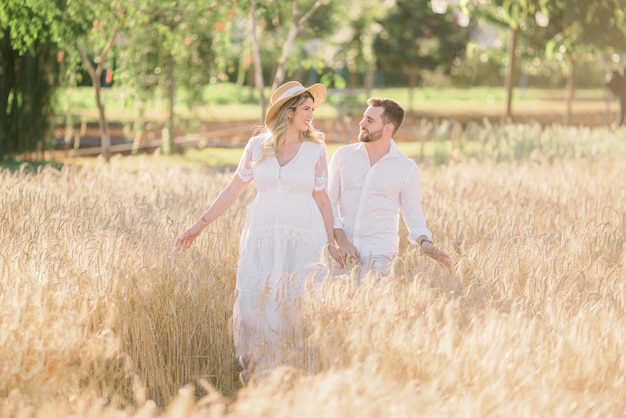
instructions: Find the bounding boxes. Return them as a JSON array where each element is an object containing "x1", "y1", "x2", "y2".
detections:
[{"x1": 358, "y1": 127, "x2": 383, "y2": 143}]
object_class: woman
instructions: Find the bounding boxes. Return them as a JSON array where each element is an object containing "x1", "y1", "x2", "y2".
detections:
[{"x1": 175, "y1": 81, "x2": 341, "y2": 380}]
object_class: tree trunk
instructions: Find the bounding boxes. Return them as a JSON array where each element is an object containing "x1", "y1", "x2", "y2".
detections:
[
  {"x1": 408, "y1": 67, "x2": 420, "y2": 113},
  {"x1": 236, "y1": 28, "x2": 251, "y2": 87},
  {"x1": 618, "y1": 94, "x2": 626, "y2": 127},
  {"x1": 271, "y1": 0, "x2": 322, "y2": 90},
  {"x1": 131, "y1": 107, "x2": 145, "y2": 155},
  {"x1": 564, "y1": 55, "x2": 576, "y2": 125},
  {"x1": 364, "y1": 60, "x2": 376, "y2": 96},
  {"x1": 93, "y1": 77, "x2": 111, "y2": 162},
  {"x1": 164, "y1": 52, "x2": 176, "y2": 155},
  {"x1": 250, "y1": 0, "x2": 265, "y2": 122},
  {"x1": 504, "y1": 26, "x2": 518, "y2": 119},
  {"x1": 348, "y1": 70, "x2": 358, "y2": 93},
  {"x1": 76, "y1": 27, "x2": 119, "y2": 163},
  {"x1": 272, "y1": 0, "x2": 300, "y2": 90},
  {"x1": 361, "y1": 29, "x2": 377, "y2": 96}
]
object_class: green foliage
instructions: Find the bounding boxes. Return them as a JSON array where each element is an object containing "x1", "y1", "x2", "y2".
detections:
[
  {"x1": 114, "y1": 1, "x2": 233, "y2": 115},
  {"x1": 373, "y1": 0, "x2": 472, "y2": 76},
  {"x1": 0, "y1": 0, "x2": 82, "y2": 158},
  {"x1": 445, "y1": 121, "x2": 626, "y2": 163},
  {"x1": 540, "y1": 0, "x2": 626, "y2": 60},
  {"x1": 5, "y1": 0, "x2": 626, "y2": 160},
  {"x1": 463, "y1": 0, "x2": 626, "y2": 62},
  {"x1": 286, "y1": 2, "x2": 346, "y2": 82},
  {"x1": 0, "y1": 158, "x2": 64, "y2": 172}
]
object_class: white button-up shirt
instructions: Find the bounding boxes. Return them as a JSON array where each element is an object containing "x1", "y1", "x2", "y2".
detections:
[{"x1": 328, "y1": 140, "x2": 432, "y2": 258}]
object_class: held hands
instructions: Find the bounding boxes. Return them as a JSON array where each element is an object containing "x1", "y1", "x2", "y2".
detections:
[
  {"x1": 326, "y1": 243, "x2": 345, "y2": 267},
  {"x1": 331, "y1": 229, "x2": 360, "y2": 269},
  {"x1": 419, "y1": 240, "x2": 452, "y2": 269},
  {"x1": 334, "y1": 238, "x2": 360, "y2": 269}
]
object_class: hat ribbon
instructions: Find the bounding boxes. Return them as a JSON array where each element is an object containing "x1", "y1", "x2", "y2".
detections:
[{"x1": 273, "y1": 85, "x2": 306, "y2": 104}]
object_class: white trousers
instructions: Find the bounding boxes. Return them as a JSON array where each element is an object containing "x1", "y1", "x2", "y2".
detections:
[{"x1": 330, "y1": 254, "x2": 395, "y2": 284}]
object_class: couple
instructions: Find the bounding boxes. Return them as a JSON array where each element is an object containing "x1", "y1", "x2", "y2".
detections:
[{"x1": 174, "y1": 81, "x2": 451, "y2": 379}]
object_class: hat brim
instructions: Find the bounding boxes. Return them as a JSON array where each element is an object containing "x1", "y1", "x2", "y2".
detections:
[{"x1": 264, "y1": 83, "x2": 327, "y2": 125}]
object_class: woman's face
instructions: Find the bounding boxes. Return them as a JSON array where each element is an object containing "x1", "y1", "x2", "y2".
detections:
[{"x1": 288, "y1": 97, "x2": 315, "y2": 132}]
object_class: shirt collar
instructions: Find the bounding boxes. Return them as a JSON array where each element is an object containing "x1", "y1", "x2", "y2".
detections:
[
  {"x1": 388, "y1": 140, "x2": 401, "y2": 158},
  {"x1": 356, "y1": 139, "x2": 400, "y2": 159}
]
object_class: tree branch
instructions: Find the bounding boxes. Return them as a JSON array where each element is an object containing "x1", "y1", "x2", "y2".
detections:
[{"x1": 297, "y1": 0, "x2": 323, "y2": 28}]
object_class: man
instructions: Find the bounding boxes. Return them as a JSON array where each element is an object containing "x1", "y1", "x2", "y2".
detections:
[{"x1": 328, "y1": 97, "x2": 451, "y2": 278}]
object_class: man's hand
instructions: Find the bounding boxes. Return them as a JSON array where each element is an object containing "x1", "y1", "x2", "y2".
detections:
[
  {"x1": 326, "y1": 244, "x2": 345, "y2": 267},
  {"x1": 334, "y1": 228, "x2": 360, "y2": 268},
  {"x1": 420, "y1": 240, "x2": 452, "y2": 269}
]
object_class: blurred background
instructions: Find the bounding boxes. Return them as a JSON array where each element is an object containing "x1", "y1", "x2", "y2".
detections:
[{"x1": 2, "y1": 0, "x2": 626, "y2": 161}]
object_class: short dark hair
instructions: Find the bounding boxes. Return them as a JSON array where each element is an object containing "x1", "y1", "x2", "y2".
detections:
[{"x1": 367, "y1": 97, "x2": 405, "y2": 135}]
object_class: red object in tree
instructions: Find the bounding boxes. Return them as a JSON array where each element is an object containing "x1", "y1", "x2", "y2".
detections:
[{"x1": 105, "y1": 69, "x2": 113, "y2": 84}]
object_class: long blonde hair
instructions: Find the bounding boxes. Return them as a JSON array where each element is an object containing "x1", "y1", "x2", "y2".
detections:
[{"x1": 258, "y1": 92, "x2": 324, "y2": 162}]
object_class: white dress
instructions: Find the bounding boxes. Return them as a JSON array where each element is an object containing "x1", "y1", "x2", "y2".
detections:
[{"x1": 233, "y1": 133, "x2": 329, "y2": 372}]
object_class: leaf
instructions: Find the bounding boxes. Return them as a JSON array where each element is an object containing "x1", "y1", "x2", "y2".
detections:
[{"x1": 544, "y1": 38, "x2": 557, "y2": 59}]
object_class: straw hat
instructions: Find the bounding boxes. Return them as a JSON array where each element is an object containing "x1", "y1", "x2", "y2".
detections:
[{"x1": 265, "y1": 81, "x2": 326, "y2": 125}]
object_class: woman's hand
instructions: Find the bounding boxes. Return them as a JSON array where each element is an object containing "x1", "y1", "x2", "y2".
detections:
[
  {"x1": 174, "y1": 223, "x2": 204, "y2": 250},
  {"x1": 174, "y1": 176, "x2": 249, "y2": 251},
  {"x1": 327, "y1": 243, "x2": 345, "y2": 268}
]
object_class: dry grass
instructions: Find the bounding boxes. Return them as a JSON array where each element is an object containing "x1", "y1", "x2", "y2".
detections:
[{"x1": 1, "y1": 126, "x2": 625, "y2": 417}]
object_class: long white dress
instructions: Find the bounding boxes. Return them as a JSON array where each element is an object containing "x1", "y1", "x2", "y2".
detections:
[{"x1": 233, "y1": 133, "x2": 329, "y2": 373}]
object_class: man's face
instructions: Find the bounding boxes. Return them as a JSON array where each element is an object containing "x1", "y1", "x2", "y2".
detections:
[{"x1": 358, "y1": 106, "x2": 386, "y2": 143}]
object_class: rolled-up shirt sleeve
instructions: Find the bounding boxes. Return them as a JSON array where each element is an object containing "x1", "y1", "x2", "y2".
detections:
[{"x1": 401, "y1": 163, "x2": 432, "y2": 243}]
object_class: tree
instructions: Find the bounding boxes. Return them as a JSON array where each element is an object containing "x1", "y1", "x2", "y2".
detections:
[
  {"x1": 373, "y1": 0, "x2": 472, "y2": 111},
  {"x1": 0, "y1": 0, "x2": 81, "y2": 158},
  {"x1": 460, "y1": 0, "x2": 549, "y2": 118},
  {"x1": 115, "y1": 0, "x2": 229, "y2": 154},
  {"x1": 539, "y1": 0, "x2": 626, "y2": 124},
  {"x1": 270, "y1": 0, "x2": 324, "y2": 91},
  {"x1": 458, "y1": 0, "x2": 626, "y2": 122},
  {"x1": 467, "y1": 0, "x2": 626, "y2": 123},
  {"x1": 227, "y1": 0, "x2": 342, "y2": 121},
  {"x1": 30, "y1": 0, "x2": 125, "y2": 162},
  {"x1": 329, "y1": 0, "x2": 389, "y2": 94},
  {"x1": 249, "y1": 0, "x2": 266, "y2": 122},
  {"x1": 74, "y1": 1, "x2": 125, "y2": 163}
]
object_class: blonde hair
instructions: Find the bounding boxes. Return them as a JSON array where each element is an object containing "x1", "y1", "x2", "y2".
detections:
[{"x1": 258, "y1": 92, "x2": 324, "y2": 162}]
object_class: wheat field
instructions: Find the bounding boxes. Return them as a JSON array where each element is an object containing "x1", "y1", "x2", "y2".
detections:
[{"x1": 1, "y1": 124, "x2": 626, "y2": 417}]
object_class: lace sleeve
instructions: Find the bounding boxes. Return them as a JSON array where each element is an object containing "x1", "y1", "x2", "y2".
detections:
[
  {"x1": 313, "y1": 144, "x2": 329, "y2": 191},
  {"x1": 235, "y1": 138, "x2": 254, "y2": 182}
]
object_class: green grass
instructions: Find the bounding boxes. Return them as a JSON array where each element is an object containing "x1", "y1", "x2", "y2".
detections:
[
  {"x1": 9, "y1": 83, "x2": 615, "y2": 172},
  {"x1": 0, "y1": 159, "x2": 64, "y2": 172},
  {"x1": 0, "y1": 143, "x2": 429, "y2": 172},
  {"x1": 6, "y1": 120, "x2": 626, "y2": 173},
  {"x1": 53, "y1": 84, "x2": 610, "y2": 123},
  {"x1": 175, "y1": 142, "x2": 426, "y2": 169},
  {"x1": 182, "y1": 146, "x2": 254, "y2": 168}
]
